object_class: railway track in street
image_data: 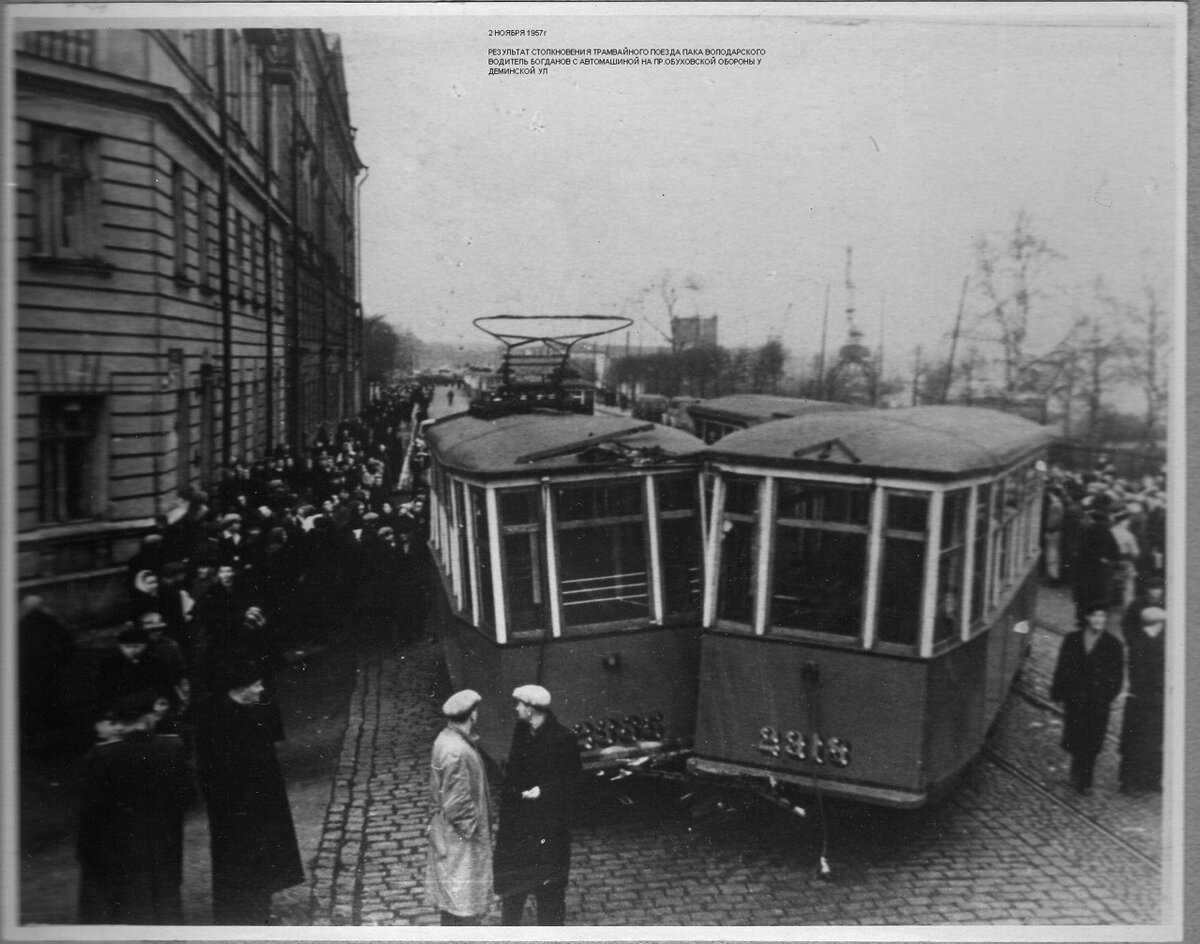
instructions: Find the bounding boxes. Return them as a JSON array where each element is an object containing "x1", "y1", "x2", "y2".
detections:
[{"x1": 981, "y1": 744, "x2": 1161, "y2": 871}]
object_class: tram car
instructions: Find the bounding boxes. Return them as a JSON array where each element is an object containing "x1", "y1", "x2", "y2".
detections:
[
  {"x1": 690, "y1": 406, "x2": 1055, "y2": 807},
  {"x1": 686, "y1": 393, "x2": 863, "y2": 444},
  {"x1": 423, "y1": 316, "x2": 708, "y2": 769}
]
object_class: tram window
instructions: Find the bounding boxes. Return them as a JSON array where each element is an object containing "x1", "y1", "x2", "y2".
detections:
[
  {"x1": 554, "y1": 481, "x2": 650, "y2": 629},
  {"x1": 770, "y1": 481, "x2": 869, "y2": 637},
  {"x1": 657, "y1": 475, "x2": 703, "y2": 616},
  {"x1": 717, "y1": 474, "x2": 760, "y2": 624},
  {"x1": 936, "y1": 488, "x2": 970, "y2": 645},
  {"x1": 455, "y1": 481, "x2": 474, "y2": 616},
  {"x1": 469, "y1": 487, "x2": 495, "y2": 630},
  {"x1": 498, "y1": 487, "x2": 548, "y2": 636},
  {"x1": 970, "y1": 482, "x2": 992, "y2": 625},
  {"x1": 876, "y1": 491, "x2": 929, "y2": 647}
]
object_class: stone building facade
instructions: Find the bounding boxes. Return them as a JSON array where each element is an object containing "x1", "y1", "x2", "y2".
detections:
[{"x1": 14, "y1": 29, "x2": 364, "y2": 624}]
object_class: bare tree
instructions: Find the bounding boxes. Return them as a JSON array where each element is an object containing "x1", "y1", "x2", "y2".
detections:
[
  {"x1": 1122, "y1": 281, "x2": 1171, "y2": 444},
  {"x1": 972, "y1": 210, "x2": 1066, "y2": 398}
]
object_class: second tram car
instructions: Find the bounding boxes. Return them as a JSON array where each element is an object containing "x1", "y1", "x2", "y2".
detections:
[
  {"x1": 690, "y1": 406, "x2": 1055, "y2": 807},
  {"x1": 686, "y1": 394, "x2": 864, "y2": 444}
]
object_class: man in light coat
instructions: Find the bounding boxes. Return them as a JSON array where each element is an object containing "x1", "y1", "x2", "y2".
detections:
[{"x1": 427, "y1": 689, "x2": 493, "y2": 925}]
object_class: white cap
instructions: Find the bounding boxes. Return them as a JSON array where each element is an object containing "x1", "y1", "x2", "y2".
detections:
[
  {"x1": 442, "y1": 689, "x2": 482, "y2": 717},
  {"x1": 512, "y1": 684, "x2": 551, "y2": 709}
]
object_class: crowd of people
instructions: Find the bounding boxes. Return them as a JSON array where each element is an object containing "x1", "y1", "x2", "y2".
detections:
[
  {"x1": 23, "y1": 381, "x2": 438, "y2": 924},
  {"x1": 1044, "y1": 456, "x2": 1168, "y2": 799}
]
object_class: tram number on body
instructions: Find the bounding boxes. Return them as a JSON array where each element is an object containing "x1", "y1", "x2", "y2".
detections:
[
  {"x1": 574, "y1": 713, "x2": 665, "y2": 750},
  {"x1": 757, "y1": 726, "x2": 851, "y2": 768}
]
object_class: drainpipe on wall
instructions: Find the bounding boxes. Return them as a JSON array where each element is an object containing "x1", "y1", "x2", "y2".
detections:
[
  {"x1": 355, "y1": 164, "x2": 369, "y2": 406},
  {"x1": 261, "y1": 46, "x2": 275, "y2": 450},
  {"x1": 217, "y1": 29, "x2": 233, "y2": 470}
]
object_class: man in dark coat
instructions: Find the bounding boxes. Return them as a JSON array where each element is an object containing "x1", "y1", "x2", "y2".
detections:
[
  {"x1": 1050, "y1": 601, "x2": 1125, "y2": 795},
  {"x1": 196, "y1": 660, "x2": 304, "y2": 924},
  {"x1": 1072, "y1": 508, "x2": 1119, "y2": 621},
  {"x1": 493, "y1": 684, "x2": 582, "y2": 926},
  {"x1": 77, "y1": 688, "x2": 195, "y2": 924},
  {"x1": 18, "y1": 595, "x2": 75, "y2": 755},
  {"x1": 1119, "y1": 605, "x2": 1167, "y2": 794}
]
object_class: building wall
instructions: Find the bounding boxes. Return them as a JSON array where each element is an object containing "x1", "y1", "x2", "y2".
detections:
[{"x1": 15, "y1": 29, "x2": 364, "y2": 626}]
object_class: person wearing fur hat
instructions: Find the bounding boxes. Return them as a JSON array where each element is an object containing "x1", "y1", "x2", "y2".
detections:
[
  {"x1": 196, "y1": 660, "x2": 304, "y2": 924},
  {"x1": 1119, "y1": 605, "x2": 1167, "y2": 794},
  {"x1": 493, "y1": 684, "x2": 582, "y2": 925},
  {"x1": 427, "y1": 689, "x2": 493, "y2": 925},
  {"x1": 76, "y1": 687, "x2": 195, "y2": 924}
]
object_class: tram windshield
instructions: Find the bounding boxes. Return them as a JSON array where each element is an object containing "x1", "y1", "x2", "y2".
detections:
[
  {"x1": 555, "y1": 480, "x2": 650, "y2": 628},
  {"x1": 712, "y1": 457, "x2": 1044, "y2": 654},
  {"x1": 436, "y1": 471, "x2": 705, "y2": 639}
]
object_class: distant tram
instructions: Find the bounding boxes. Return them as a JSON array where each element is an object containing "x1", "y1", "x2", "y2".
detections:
[
  {"x1": 686, "y1": 393, "x2": 863, "y2": 443},
  {"x1": 422, "y1": 318, "x2": 1055, "y2": 807},
  {"x1": 691, "y1": 406, "x2": 1055, "y2": 806}
]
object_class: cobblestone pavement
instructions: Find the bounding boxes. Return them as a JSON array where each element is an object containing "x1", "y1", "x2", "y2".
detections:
[{"x1": 298, "y1": 583, "x2": 1169, "y2": 928}]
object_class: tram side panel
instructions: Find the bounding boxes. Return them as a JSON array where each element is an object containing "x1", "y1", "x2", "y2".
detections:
[
  {"x1": 691, "y1": 635, "x2": 932, "y2": 807},
  {"x1": 433, "y1": 580, "x2": 702, "y2": 766},
  {"x1": 983, "y1": 570, "x2": 1039, "y2": 730}
]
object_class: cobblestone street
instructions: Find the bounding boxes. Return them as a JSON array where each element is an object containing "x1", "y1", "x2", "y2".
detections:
[{"x1": 296, "y1": 582, "x2": 1167, "y2": 928}]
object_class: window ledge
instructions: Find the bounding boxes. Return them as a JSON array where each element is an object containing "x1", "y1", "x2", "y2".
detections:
[{"x1": 28, "y1": 254, "x2": 115, "y2": 276}]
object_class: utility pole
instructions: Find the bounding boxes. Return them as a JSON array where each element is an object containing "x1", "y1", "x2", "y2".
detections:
[
  {"x1": 912, "y1": 345, "x2": 922, "y2": 406},
  {"x1": 818, "y1": 283, "x2": 830, "y2": 398},
  {"x1": 943, "y1": 274, "x2": 969, "y2": 404}
]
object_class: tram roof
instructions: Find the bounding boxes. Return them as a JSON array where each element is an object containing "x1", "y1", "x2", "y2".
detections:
[
  {"x1": 424, "y1": 410, "x2": 704, "y2": 477},
  {"x1": 705, "y1": 406, "x2": 1056, "y2": 479},
  {"x1": 687, "y1": 394, "x2": 863, "y2": 424}
]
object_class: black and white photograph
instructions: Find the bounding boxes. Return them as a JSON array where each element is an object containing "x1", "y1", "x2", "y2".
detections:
[{"x1": 2, "y1": 1, "x2": 1187, "y2": 937}]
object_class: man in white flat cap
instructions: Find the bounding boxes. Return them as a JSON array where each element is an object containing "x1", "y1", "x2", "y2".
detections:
[
  {"x1": 427, "y1": 689, "x2": 493, "y2": 925},
  {"x1": 493, "y1": 684, "x2": 582, "y2": 925}
]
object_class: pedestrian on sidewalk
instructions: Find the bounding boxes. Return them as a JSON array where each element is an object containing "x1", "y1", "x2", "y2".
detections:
[
  {"x1": 1050, "y1": 601, "x2": 1125, "y2": 796},
  {"x1": 196, "y1": 661, "x2": 304, "y2": 924},
  {"x1": 493, "y1": 684, "x2": 582, "y2": 926},
  {"x1": 77, "y1": 688, "x2": 195, "y2": 924},
  {"x1": 426, "y1": 689, "x2": 493, "y2": 926},
  {"x1": 1119, "y1": 605, "x2": 1167, "y2": 794}
]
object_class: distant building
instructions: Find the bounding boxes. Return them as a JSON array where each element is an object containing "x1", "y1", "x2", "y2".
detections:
[
  {"x1": 15, "y1": 29, "x2": 364, "y2": 624},
  {"x1": 671, "y1": 316, "x2": 718, "y2": 349}
]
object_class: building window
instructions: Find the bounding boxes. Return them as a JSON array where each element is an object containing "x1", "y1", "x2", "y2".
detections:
[
  {"x1": 23, "y1": 31, "x2": 95, "y2": 67},
  {"x1": 31, "y1": 126, "x2": 103, "y2": 260},
  {"x1": 172, "y1": 163, "x2": 188, "y2": 281},
  {"x1": 197, "y1": 182, "x2": 212, "y2": 290},
  {"x1": 38, "y1": 395, "x2": 104, "y2": 523}
]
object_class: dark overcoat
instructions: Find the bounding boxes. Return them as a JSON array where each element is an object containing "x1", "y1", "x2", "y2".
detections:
[
  {"x1": 493, "y1": 713, "x2": 582, "y2": 898},
  {"x1": 195, "y1": 695, "x2": 304, "y2": 897},
  {"x1": 1050, "y1": 629, "x2": 1125, "y2": 759},
  {"x1": 77, "y1": 730, "x2": 195, "y2": 924},
  {"x1": 1119, "y1": 622, "x2": 1166, "y2": 787}
]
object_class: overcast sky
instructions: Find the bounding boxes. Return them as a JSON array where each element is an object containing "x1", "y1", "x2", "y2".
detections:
[{"x1": 330, "y1": 3, "x2": 1181, "y2": 371}]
